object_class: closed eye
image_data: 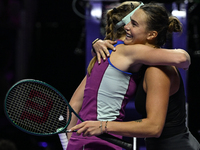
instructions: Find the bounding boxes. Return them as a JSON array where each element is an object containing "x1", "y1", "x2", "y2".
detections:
[{"x1": 131, "y1": 18, "x2": 138, "y2": 27}]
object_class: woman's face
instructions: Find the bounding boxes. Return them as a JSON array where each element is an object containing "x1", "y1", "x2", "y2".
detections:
[{"x1": 124, "y1": 8, "x2": 150, "y2": 45}]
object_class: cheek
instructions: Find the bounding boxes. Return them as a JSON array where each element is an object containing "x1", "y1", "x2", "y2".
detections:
[{"x1": 134, "y1": 33, "x2": 147, "y2": 43}]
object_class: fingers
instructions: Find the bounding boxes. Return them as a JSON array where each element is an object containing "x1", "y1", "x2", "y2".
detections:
[
  {"x1": 69, "y1": 124, "x2": 81, "y2": 133},
  {"x1": 93, "y1": 39, "x2": 117, "y2": 63},
  {"x1": 107, "y1": 40, "x2": 117, "y2": 44},
  {"x1": 69, "y1": 122, "x2": 90, "y2": 136},
  {"x1": 106, "y1": 40, "x2": 117, "y2": 51},
  {"x1": 69, "y1": 121, "x2": 102, "y2": 137},
  {"x1": 96, "y1": 47, "x2": 108, "y2": 64},
  {"x1": 69, "y1": 122, "x2": 88, "y2": 136},
  {"x1": 97, "y1": 53, "x2": 101, "y2": 64},
  {"x1": 102, "y1": 47, "x2": 111, "y2": 57}
]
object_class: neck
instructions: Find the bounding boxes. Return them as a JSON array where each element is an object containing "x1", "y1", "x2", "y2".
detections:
[
  {"x1": 119, "y1": 35, "x2": 126, "y2": 41},
  {"x1": 146, "y1": 39, "x2": 159, "y2": 48},
  {"x1": 145, "y1": 43, "x2": 155, "y2": 48}
]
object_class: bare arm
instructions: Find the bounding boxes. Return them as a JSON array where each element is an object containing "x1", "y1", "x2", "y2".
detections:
[
  {"x1": 124, "y1": 44, "x2": 191, "y2": 70},
  {"x1": 67, "y1": 75, "x2": 86, "y2": 139},
  {"x1": 69, "y1": 67, "x2": 171, "y2": 138},
  {"x1": 92, "y1": 40, "x2": 190, "y2": 69}
]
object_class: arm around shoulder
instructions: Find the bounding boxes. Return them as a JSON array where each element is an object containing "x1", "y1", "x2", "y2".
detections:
[{"x1": 124, "y1": 44, "x2": 191, "y2": 69}]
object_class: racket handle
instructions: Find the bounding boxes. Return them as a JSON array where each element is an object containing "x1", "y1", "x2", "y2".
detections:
[
  {"x1": 58, "y1": 133, "x2": 68, "y2": 150},
  {"x1": 97, "y1": 133, "x2": 133, "y2": 150}
]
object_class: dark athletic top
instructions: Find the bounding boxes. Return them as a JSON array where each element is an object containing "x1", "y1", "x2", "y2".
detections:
[{"x1": 134, "y1": 67, "x2": 187, "y2": 139}]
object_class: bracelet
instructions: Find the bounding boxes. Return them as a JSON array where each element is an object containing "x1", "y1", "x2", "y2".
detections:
[
  {"x1": 105, "y1": 121, "x2": 108, "y2": 133},
  {"x1": 99, "y1": 121, "x2": 103, "y2": 134},
  {"x1": 92, "y1": 38, "x2": 100, "y2": 53},
  {"x1": 92, "y1": 38, "x2": 100, "y2": 45}
]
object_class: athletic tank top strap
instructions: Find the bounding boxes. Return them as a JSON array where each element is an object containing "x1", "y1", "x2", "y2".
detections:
[{"x1": 108, "y1": 40, "x2": 132, "y2": 75}]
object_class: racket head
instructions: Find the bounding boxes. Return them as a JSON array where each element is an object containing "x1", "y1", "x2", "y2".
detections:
[{"x1": 4, "y1": 79, "x2": 71, "y2": 136}]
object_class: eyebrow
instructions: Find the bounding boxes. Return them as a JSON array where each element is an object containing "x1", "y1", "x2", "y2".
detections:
[{"x1": 130, "y1": 17, "x2": 139, "y2": 26}]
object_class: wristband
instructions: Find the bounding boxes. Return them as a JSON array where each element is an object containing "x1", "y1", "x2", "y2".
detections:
[{"x1": 92, "y1": 38, "x2": 100, "y2": 53}]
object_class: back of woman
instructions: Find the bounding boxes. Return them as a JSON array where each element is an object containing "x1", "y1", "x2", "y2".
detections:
[{"x1": 67, "y1": 40, "x2": 138, "y2": 150}]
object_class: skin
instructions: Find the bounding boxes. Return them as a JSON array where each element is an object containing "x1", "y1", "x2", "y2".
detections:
[
  {"x1": 124, "y1": 9, "x2": 151, "y2": 45},
  {"x1": 67, "y1": 76, "x2": 86, "y2": 139},
  {"x1": 93, "y1": 9, "x2": 190, "y2": 70},
  {"x1": 68, "y1": 8, "x2": 187, "y2": 138}
]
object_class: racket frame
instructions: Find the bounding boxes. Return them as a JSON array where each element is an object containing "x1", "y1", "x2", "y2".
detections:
[
  {"x1": 4, "y1": 79, "x2": 83, "y2": 136},
  {"x1": 4, "y1": 79, "x2": 133, "y2": 150}
]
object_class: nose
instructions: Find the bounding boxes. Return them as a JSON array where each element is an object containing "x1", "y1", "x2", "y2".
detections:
[{"x1": 124, "y1": 23, "x2": 130, "y2": 31}]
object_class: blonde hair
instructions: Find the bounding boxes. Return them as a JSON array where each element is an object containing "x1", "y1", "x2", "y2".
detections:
[{"x1": 87, "y1": 1, "x2": 141, "y2": 75}]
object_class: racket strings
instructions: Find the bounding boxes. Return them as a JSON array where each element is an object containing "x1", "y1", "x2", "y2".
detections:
[{"x1": 5, "y1": 82, "x2": 69, "y2": 135}]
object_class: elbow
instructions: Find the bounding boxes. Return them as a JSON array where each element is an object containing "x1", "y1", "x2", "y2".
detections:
[
  {"x1": 177, "y1": 49, "x2": 191, "y2": 68},
  {"x1": 153, "y1": 129, "x2": 162, "y2": 138},
  {"x1": 150, "y1": 125, "x2": 163, "y2": 138}
]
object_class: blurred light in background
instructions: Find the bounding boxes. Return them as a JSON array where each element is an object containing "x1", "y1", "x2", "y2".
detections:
[
  {"x1": 91, "y1": 3, "x2": 102, "y2": 20},
  {"x1": 38, "y1": 142, "x2": 48, "y2": 148},
  {"x1": 172, "y1": 10, "x2": 186, "y2": 17}
]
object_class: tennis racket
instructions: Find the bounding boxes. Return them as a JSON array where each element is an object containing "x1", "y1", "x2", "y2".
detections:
[{"x1": 4, "y1": 79, "x2": 133, "y2": 150}]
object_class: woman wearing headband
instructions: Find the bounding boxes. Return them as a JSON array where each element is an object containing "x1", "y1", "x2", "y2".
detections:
[
  {"x1": 66, "y1": 2, "x2": 194, "y2": 150},
  {"x1": 69, "y1": 2, "x2": 200, "y2": 150}
]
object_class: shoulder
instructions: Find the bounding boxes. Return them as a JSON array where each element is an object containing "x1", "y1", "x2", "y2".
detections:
[
  {"x1": 144, "y1": 66, "x2": 178, "y2": 86},
  {"x1": 116, "y1": 44, "x2": 142, "y2": 57},
  {"x1": 145, "y1": 66, "x2": 176, "y2": 76},
  {"x1": 144, "y1": 66, "x2": 180, "y2": 95},
  {"x1": 144, "y1": 66, "x2": 177, "y2": 83}
]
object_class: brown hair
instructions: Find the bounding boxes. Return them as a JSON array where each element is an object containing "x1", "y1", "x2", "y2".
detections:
[
  {"x1": 87, "y1": 1, "x2": 141, "y2": 75},
  {"x1": 140, "y1": 3, "x2": 182, "y2": 47}
]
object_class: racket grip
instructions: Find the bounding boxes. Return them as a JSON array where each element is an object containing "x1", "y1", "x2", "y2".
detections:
[
  {"x1": 58, "y1": 133, "x2": 68, "y2": 150},
  {"x1": 97, "y1": 133, "x2": 133, "y2": 150}
]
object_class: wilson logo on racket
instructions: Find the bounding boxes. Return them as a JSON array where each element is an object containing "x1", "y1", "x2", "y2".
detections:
[{"x1": 20, "y1": 90, "x2": 53, "y2": 124}]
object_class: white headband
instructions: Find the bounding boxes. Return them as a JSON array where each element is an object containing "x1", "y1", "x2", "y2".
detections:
[{"x1": 115, "y1": 2, "x2": 144, "y2": 30}]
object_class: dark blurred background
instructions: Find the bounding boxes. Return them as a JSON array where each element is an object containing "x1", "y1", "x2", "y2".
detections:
[{"x1": 0, "y1": 0, "x2": 200, "y2": 150}]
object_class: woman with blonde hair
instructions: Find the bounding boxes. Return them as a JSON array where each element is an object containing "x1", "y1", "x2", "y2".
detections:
[{"x1": 67, "y1": 2, "x2": 193, "y2": 150}]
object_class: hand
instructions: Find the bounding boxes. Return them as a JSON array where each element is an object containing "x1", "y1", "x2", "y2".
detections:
[
  {"x1": 93, "y1": 40, "x2": 117, "y2": 64},
  {"x1": 69, "y1": 121, "x2": 103, "y2": 137}
]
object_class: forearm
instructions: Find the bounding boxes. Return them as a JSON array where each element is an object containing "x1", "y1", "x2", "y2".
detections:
[
  {"x1": 138, "y1": 48, "x2": 191, "y2": 69},
  {"x1": 103, "y1": 118, "x2": 162, "y2": 138},
  {"x1": 67, "y1": 76, "x2": 86, "y2": 139},
  {"x1": 69, "y1": 118, "x2": 163, "y2": 138},
  {"x1": 67, "y1": 113, "x2": 79, "y2": 140},
  {"x1": 156, "y1": 48, "x2": 190, "y2": 69},
  {"x1": 67, "y1": 100, "x2": 83, "y2": 140}
]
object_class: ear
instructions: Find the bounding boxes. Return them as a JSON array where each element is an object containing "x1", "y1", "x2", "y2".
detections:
[{"x1": 147, "y1": 31, "x2": 158, "y2": 40}]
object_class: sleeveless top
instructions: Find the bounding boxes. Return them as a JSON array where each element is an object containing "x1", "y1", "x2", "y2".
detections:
[
  {"x1": 134, "y1": 67, "x2": 187, "y2": 139},
  {"x1": 67, "y1": 40, "x2": 138, "y2": 150},
  {"x1": 78, "y1": 40, "x2": 138, "y2": 123}
]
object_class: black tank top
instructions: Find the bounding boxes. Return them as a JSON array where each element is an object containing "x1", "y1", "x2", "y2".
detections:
[{"x1": 134, "y1": 67, "x2": 187, "y2": 139}]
